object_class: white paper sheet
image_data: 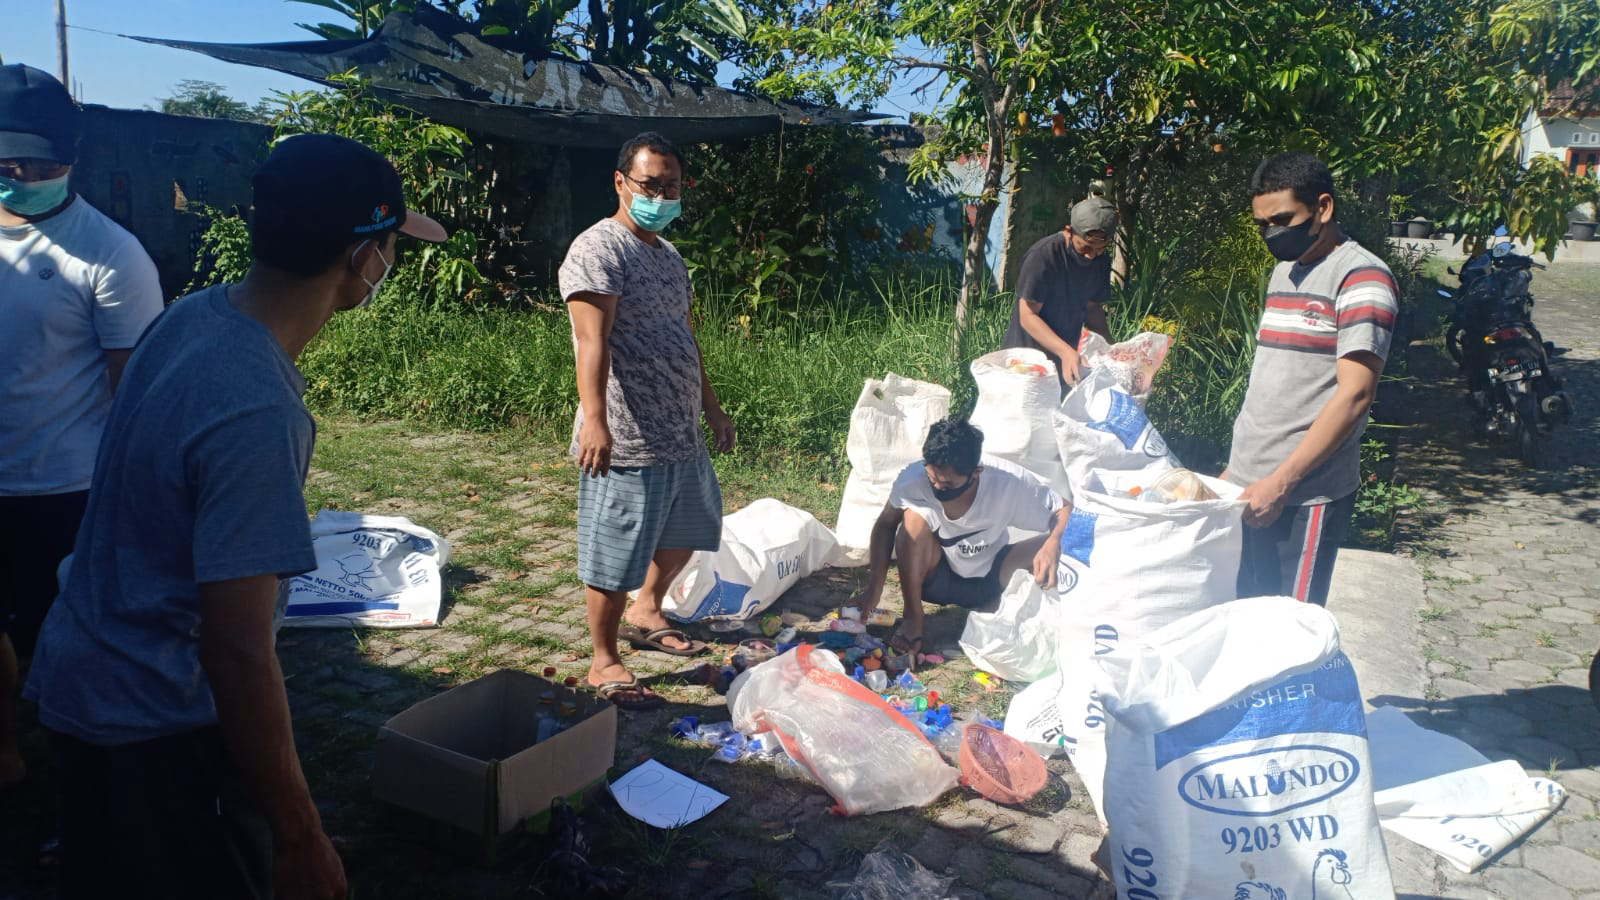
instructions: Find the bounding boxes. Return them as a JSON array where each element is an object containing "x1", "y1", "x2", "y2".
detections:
[{"x1": 608, "y1": 759, "x2": 728, "y2": 829}]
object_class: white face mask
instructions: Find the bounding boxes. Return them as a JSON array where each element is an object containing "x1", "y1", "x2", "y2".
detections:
[{"x1": 351, "y1": 240, "x2": 393, "y2": 308}]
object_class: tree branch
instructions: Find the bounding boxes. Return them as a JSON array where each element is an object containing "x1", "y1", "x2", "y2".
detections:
[{"x1": 892, "y1": 55, "x2": 981, "y2": 81}]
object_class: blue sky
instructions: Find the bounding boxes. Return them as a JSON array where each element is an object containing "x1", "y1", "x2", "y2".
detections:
[
  {"x1": 2, "y1": 1, "x2": 936, "y2": 116},
  {"x1": 3, "y1": 1, "x2": 315, "y2": 109}
]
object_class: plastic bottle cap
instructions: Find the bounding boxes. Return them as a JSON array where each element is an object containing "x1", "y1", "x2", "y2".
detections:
[{"x1": 542, "y1": 666, "x2": 557, "y2": 677}]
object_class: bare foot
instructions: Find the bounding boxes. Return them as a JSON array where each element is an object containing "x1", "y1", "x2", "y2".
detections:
[{"x1": 621, "y1": 608, "x2": 692, "y2": 651}]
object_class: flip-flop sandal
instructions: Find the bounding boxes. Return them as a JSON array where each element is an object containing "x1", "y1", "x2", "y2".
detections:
[
  {"x1": 619, "y1": 624, "x2": 707, "y2": 657},
  {"x1": 593, "y1": 675, "x2": 666, "y2": 710}
]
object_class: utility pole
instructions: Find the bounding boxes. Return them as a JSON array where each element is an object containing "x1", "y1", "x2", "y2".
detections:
[{"x1": 55, "y1": 0, "x2": 70, "y2": 88}]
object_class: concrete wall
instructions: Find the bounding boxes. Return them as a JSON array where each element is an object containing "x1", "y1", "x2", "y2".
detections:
[
  {"x1": 1522, "y1": 110, "x2": 1600, "y2": 164},
  {"x1": 71, "y1": 106, "x2": 272, "y2": 299}
]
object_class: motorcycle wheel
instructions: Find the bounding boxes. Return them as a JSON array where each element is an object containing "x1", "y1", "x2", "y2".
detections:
[
  {"x1": 1515, "y1": 392, "x2": 1543, "y2": 468},
  {"x1": 1446, "y1": 326, "x2": 1465, "y2": 368}
]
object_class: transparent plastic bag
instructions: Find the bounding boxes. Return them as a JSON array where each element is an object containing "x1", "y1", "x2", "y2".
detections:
[
  {"x1": 731, "y1": 645, "x2": 959, "y2": 815},
  {"x1": 827, "y1": 847, "x2": 955, "y2": 900},
  {"x1": 1077, "y1": 330, "x2": 1172, "y2": 399}
]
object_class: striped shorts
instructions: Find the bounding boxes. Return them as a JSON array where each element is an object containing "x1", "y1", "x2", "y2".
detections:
[
  {"x1": 1237, "y1": 491, "x2": 1355, "y2": 607},
  {"x1": 576, "y1": 453, "x2": 723, "y2": 592}
]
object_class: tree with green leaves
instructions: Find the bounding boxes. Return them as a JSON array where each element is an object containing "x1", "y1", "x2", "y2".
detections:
[
  {"x1": 289, "y1": 1, "x2": 423, "y2": 40},
  {"x1": 749, "y1": 1, "x2": 1396, "y2": 348},
  {"x1": 157, "y1": 80, "x2": 271, "y2": 123}
]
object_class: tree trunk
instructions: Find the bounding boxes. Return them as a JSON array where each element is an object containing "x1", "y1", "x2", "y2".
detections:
[{"x1": 951, "y1": 126, "x2": 1009, "y2": 359}]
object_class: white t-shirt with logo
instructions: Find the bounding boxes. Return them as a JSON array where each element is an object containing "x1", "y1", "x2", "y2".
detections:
[
  {"x1": 889, "y1": 455, "x2": 1065, "y2": 578},
  {"x1": 1, "y1": 196, "x2": 163, "y2": 495}
]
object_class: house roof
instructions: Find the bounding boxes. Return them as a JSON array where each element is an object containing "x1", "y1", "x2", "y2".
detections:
[
  {"x1": 130, "y1": 7, "x2": 883, "y2": 147},
  {"x1": 1541, "y1": 79, "x2": 1599, "y2": 117}
]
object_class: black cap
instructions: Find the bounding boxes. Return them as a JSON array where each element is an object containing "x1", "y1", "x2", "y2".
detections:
[
  {"x1": 251, "y1": 134, "x2": 447, "y2": 254},
  {"x1": 0, "y1": 64, "x2": 79, "y2": 164}
]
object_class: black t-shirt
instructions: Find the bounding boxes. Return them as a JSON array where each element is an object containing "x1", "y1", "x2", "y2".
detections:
[{"x1": 1001, "y1": 232, "x2": 1113, "y2": 370}]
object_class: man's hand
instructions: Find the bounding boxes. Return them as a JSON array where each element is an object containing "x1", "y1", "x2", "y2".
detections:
[
  {"x1": 706, "y1": 407, "x2": 736, "y2": 454},
  {"x1": 577, "y1": 418, "x2": 612, "y2": 477},
  {"x1": 1031, "y1": 541, "x2": 1058, "y2": 588},
  {"x1": 1239, "y1": 474, "x2": 1291, "y2": 528},
  {"x1": 1058, "y1": 346, "x2": 1084, "y2": 387},
  {"x1": 274, "y1": 829, "x2": 347, "y2": 900}
]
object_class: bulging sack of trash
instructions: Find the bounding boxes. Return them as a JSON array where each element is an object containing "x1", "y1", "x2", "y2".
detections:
[
  {"x1": 662, "y1": 499, "x2": 838, "y2": 623},
  {"x1": 958, "y1": 569, "x2": 1060, "y2": 683},
  {"x1": 1052, "y1": 472, "x2": 1244, "y2": 818},
  {"x1": 834, "y1": 374, "x2": 951, "y2": 565},
  {"x1": 968, "y1": 349, "x2": 1065, "y2": 490},
  {"x1": 1094, "y1": 597, "x2": 1394, "y2": 900},
  {"x1": 1054, "y1": 366, "x2": 1178, "y2": 495},
  {"x1": 731, "y1": 644, "x2": 959, "y2": 815},
  {"x1": 1078, "y1": 330, "x2": 1172, "y2": 400},
  {"x1": 286, "y1": 511, "x2": 452, "y2": 628}
]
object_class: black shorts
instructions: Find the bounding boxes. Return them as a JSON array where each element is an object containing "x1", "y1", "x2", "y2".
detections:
[
  {"x1": 51, "y1": 726, "x2": 273, "y2": 900},
  {"x1": 0, "y1": 490, "x2": 88, "y2": 655},
  {"x1": 1238, "y1": 492, "x2": 1356, "y2": 607},
  {"x1": 923, "y1": 549, "x2": 1010, "y2": 610}
]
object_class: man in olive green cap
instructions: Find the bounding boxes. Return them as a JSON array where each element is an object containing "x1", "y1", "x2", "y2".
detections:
[{"x1": 1001, "y1": 196, "x2": 1117, "y2": 385}]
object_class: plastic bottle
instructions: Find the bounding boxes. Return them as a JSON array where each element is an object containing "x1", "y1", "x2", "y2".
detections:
[
  {"x1": 934, "y1": 724, "x2": 966, "y2": 759},
  {"x1": 709, "y1": 617, "x2": 747, "y2": 633},
  {"x1": 534, "y1": 693, "x2": 559, "y2": 743},
  {"x1": 864, "y1": 669, "x2": 888, "y2": 692},
  {"x1": 774, "y1": 625, "x2": 798, "y2": 643}
]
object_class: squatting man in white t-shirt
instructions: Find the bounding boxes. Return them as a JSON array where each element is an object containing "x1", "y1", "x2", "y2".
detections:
[{"x1": 846, "y1": 417, "x2": 1072, "y2": 658}]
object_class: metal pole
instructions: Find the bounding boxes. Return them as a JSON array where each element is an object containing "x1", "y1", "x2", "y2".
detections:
[{"x1": 55, "y1": 0, "x2": 70, "y2": 88}]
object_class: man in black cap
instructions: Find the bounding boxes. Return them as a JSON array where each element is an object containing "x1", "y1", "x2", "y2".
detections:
[
  {"x1": 1001, "y1": 196, "x2": 1118, "y2": 385},
  {"x1": 0, "y1": 63, "x2": 162, "y2": 788},
  {"x1": 25, "y1": 133, "x2": 446, "y2": 899}
]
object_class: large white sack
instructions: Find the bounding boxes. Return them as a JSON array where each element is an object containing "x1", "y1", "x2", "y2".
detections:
[
  {"x1": 662, "y1": 498, "x2": 838, "y2": 623},
  {"x1": 1003, "y1": 669, "x2": 1068, "y2": 759},
  {"x1": 1054, "y1": 366, "x2": 1178, "y2": 495},
  {"x1": 1052, "y1": 473, "x2": 1244, "y2": 816},
  {"x1": 1077, "y1": 331, "x2": 1173, "y2": 400},
  {"x1": 1095, "y1": 597, "x2": 1394, "y2": 900},
  {"x1": 834, "y1": 373, "x2": 951, "y2": 565},
  {"x1": 967, "y1": 349, "x2": 1066, "y2": 491},
  {"x1": 731, "y1": 644, "x2": 959, "y2": 815},
  {"x1": 1365, "y1": 705, "x2": 1566, "y2": 872},
  {"x1": 286, "y1": 511, "x2": 451, "y2": 628},
  {"x1": 959, "y1": 569, "x2": 1060, "y2": 683}
]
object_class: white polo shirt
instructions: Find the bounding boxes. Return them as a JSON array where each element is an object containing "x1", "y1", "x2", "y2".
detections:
[
  {"x1": 1, "y1": 195, "x2": 163, "y2": 495},
  {"x1": 889, "y1": 455, "x2": 1065, "y2": 578}
]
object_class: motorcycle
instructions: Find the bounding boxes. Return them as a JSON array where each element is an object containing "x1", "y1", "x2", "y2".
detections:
[{"x1": 1437, "y1": 241, "x2": 1571, "y2": 467}]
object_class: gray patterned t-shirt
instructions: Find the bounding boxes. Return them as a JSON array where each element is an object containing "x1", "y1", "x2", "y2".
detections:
[{"x1": 559, "y1": 217, "x2": 704, "y2": 466}]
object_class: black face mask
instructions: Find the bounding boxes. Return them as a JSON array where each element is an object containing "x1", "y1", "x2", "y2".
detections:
[
  {"x1": 1263, "y1": 216, "x2": 1320, "y2": 262},
  {"x1": 930, "y1": 474, "x2": 974, "y2": 502}
]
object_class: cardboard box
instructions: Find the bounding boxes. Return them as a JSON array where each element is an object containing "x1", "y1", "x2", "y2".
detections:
[{"x1": 372, "y1": 669, "x2": 617, "y2": 836}]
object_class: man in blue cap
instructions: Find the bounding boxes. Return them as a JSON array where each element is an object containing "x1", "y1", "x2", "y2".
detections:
[
  {"x1": 26, "y1": 133, "x2": 446, "y2": 899},
  {"x1": 0, "y1": 63, "x2": 162, "y2": 789}
]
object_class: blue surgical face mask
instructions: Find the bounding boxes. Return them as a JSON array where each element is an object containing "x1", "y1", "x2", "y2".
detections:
[
  {"x1": 0, "y1": 172, "x2": 70, "y2": 217},
  {"x1": 627, "y1": 188, "x2": 682, "y2": 232}
]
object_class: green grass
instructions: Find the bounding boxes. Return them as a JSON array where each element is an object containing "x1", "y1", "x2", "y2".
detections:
[{"x1": 298, "y1": 269, "x2": 1260, "y2": 479}]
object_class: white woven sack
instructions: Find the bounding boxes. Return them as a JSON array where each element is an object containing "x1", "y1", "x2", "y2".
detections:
[
  {"x1": 1095, "y1": 597, "x2": 1394, "y2": 900},
  {"x1": 968, "y1": 349, "x2": 1064, "y2": 487},
  {"x1": 1054, "y1": 366, "x2": 1177, "y2": 497},
  {"x1": 286, "y1": 511, "x2": 451, "y2": 628},
  {"x1": 662, "y1": 499, "x2": 838, "y2": 623},
  {"x1": 833, "y1": 373, "x2": 950, "y2": 565},
  {"x1": 1052, "y1": 472, "x2": 1244, "y2": 818}
]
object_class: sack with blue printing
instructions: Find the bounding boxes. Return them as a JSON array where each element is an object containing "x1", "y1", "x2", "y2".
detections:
[
  {"x1": 662, "y1": 499, "x2": 838, "y2": 623},
  {"x1": 1054, "y1": 366, "x2": 1177, "y2": 496},
  {"x1": 1051, "y1": 471, "x2": 1244, "y2": 818},
  {"x1": 1095, "y1": 597, "x2": 1394, "y2": 900},
  {"x1": 286, "y1": 511, "x2": 451, "y2": 628}
]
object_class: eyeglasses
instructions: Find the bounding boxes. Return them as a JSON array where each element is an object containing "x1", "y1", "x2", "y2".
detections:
[
  {"x1": 621, "y1": 172, "x2": 682, "y2": 200},
  {"x1": 0, "y1": 158, "x2": 68, "y2": 182}
]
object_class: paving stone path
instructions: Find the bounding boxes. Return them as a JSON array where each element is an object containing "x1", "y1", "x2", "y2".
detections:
[{"x1": 1387, "y1": 263, "x2": 1600, "y2": 899}]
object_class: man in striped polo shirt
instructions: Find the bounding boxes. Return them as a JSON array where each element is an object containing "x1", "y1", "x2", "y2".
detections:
[{"x1": 1225, "y1": 152, "x2": 1398, "y2": 606}]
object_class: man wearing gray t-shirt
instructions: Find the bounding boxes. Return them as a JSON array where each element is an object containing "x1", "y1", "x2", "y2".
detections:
[
  {"x1": 1225, "y1": 153, "x2": 1397, "y2": 606},
  {"x1": 26, "y1": 135, "x2": 446, "y2": 899},
  {"x1": 560, "y1": 132, "x2": 735, "y2": 710}
]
